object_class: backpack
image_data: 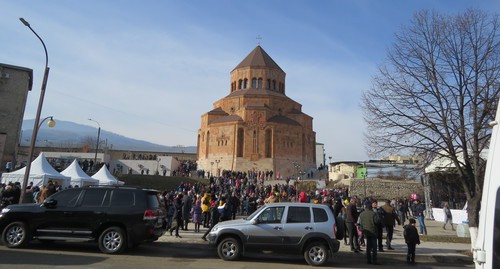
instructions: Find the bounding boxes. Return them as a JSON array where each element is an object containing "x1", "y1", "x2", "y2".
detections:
[
  {"x1": 218, "y1": 203, "x2": 232, "y2": 221},
  {"x1": 377, "y1": 207, "x2": 386, "y2": 223}
]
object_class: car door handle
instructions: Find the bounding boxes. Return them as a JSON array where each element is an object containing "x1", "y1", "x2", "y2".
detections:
[
  {"x1": 274, "y1": 226, "x2": 282, "y2": 230},
  {"x1": 305, "y1": 226, "x2": 314, "y2": 230}
]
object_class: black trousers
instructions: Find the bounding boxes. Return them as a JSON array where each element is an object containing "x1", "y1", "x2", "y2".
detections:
[
  {"x1": 376, "y1": 225, "x2": 383, "y2": 250},
  {"x1": 203, "y1": 211, "x2": 210, "y2": 227},
  {"x1": 169, "y1": 218, "x2": 182, "y2": 236},
  {"x1": 346, "y1": 222, "x2": 360, "y2": 250},
  {"x1": 385, "y1": 224, "x2": 394, "y2": 247},
  {"x1": 407, "y1": 243, "x2": 416, "y2": 263},
  {"x1": 366, "y1": 235, "x2": 378, "y2": 263}
]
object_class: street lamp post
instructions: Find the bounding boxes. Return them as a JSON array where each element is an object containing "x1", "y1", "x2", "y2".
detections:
[
  {"x1": 19, "y1": 17, "x2": 51, "y2": 204},
  {"x1": 210, "y1": 162, "x2": 214, "y2": 178},
  {"x1": 88, "y1": 118, "x2": 101, "y2": 172},
  {"x1": 215, "y1": 159, "x2": 220, "y2": 177},
  {"x1": 156, "y1": 157, "x2": 161, "y2": 175},
  {"x1": 20, "y1": 116, "x2": 56, "y2": 203}
]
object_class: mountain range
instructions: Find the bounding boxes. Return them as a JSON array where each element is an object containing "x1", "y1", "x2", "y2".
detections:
[{"x1": 21, "y1": 119, "x2": 197, "y2": 153}]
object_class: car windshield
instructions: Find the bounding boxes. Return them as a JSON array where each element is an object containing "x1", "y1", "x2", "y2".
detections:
[{"x1": 246, "y1": 204, "x2": 267, "y2": 220}]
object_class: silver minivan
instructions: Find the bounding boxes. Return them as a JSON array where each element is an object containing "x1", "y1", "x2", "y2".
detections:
[{"x1": 208, "y1": 202, "x2": 341, "y2": 266}]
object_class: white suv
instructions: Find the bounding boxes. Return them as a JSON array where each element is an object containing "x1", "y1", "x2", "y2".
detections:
[{"x1": 208, "y1": 202, "x2": 342, "y2": 266}]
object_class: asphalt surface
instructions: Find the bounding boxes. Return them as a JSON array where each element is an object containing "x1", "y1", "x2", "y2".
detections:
[{"x1": 0, "y1": 218, "x2": 473, "y2": 269}]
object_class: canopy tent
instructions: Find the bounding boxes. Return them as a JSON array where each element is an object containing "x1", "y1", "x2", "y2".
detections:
[
  {"x1": 1, "y1": 152, "x2": 71, "y2": 188},
  {"x1": 60, "y1": 159, "x2": 99, "y2": 187},
  {"x1": 91, "y1": 165, "x2": 124, "y2": 186}
]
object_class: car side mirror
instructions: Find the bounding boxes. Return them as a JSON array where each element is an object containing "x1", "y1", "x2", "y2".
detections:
[{"x1": 43, "y1": 199, "x2": 58, "y2": 208}]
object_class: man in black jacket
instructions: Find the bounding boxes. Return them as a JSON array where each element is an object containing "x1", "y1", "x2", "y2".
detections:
[{"x1": 169, "y1": 192, "x2": 184, "y2": 238}]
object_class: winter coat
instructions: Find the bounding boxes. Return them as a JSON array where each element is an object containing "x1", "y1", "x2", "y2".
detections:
[
  {"x1": 298, "y1": 192, "x2": 308, "y2": 203},
  {"x1": 381, "y1": 203, "x2": 400, "y2": 226},
  {"x1": 358, "y1": 209, "x2": 380, "y2": 237},
  {"x1": 201, "y1": 193, "x2": 211, "y2": 213},
  {"x1": 191, "y1": 204, "x2": 203, "y2": 223},
  {"x1": 345, "y1": 203, "x2": 359, "y2": 223},
  {"x1": 404, "y1": 225, "x2": 420, "y2": 244}
]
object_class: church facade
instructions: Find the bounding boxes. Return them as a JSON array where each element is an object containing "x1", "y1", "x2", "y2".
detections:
[{"x1": 197, "y1": 46, "x2": 316, "y2": 178}]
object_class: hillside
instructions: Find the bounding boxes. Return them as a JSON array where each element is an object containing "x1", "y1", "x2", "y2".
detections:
[{"x1": 21, "y1": 119, "x2": 197, "y2": 153}]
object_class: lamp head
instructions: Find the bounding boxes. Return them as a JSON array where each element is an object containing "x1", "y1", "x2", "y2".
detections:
[
  {"x1": 47, "y1": 117, "x2": 56, "y2": 128},
  {"x1": 19, "y1": 18, "x2": 30, "y2": 27}
]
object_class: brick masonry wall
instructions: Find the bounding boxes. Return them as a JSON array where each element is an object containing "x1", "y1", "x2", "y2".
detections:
[{"x1": 349, "y1": 179, "x2": 424, "y2": 200}]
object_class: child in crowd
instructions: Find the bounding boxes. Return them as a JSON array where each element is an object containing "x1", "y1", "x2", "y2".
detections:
[
  {"x1": 192, "y1": 199, "x2": 203, "y2": 232},
  {"x1": 404, "y1": 218, "x2": 420, "y2": 264}
]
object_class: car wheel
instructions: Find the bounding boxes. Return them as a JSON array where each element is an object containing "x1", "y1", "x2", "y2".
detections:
[
  {"x1": 98, "y1": 226, "x2": 127, "y2": 254},
  {"x1": 304, "y1": 242, "x2": 329, "y2": 266},
  {"x1": 2, "y1": 221, "x2": 30, "y2": 248},
  {"x1": 217, "y1": 237, "x2": 241, "y2": 261}
]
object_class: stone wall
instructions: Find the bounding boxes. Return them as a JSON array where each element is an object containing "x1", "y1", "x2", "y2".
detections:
[{"x1": 349, "y1": 178, "x2": 424, "y2": 200}]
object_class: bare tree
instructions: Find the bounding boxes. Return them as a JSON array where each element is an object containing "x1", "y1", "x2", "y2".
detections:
[
  {"x1": 362, "y1": 9, "x2": 499, "y2": 238},
  {"x1": 81, "y1": 136, "x2": 97, "y2": 150}
]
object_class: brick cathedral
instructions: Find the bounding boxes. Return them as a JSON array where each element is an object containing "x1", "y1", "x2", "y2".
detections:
[{"x1": 197, "y1": 46, "x2": 316, "y2": 178}]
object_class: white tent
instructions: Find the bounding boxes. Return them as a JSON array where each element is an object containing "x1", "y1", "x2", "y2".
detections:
[
  {"x1": 1, "y1": 152, "x2": 71, "y2": 188},
  {"x1": 91, "y1": 165, "x2": 125, "y2": 186},
  {"x1": 60, "y1": 159, "x2": 99, "y2": 187}
]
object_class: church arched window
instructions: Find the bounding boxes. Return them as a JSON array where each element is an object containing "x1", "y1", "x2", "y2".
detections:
[
  {"x1": 237, "y1": 128, "x2": 244, "y2": 157},
  {"x1": 238, "y1": 79, "x2": 243, "y2": 89},
  {"x1": 258, "y1": 78, "x2": 263, "y2": 89},
  {"x1": 244, "y1": 78, "x2": 248, "y2": 89},
  {"x1": 265, "y1": 129, "x2": 272, "y2": 158},
  {"x1": 252, "y1": 78, "x2": 257, "y2": 89},
  {"x1": 205, "y1": 131, "x2": 210, "y2": 158},
  {"x1": 267, "y1": 79, "x2": 271, "y2": 90},
  {"x1": 272, "y1": 80, "x2": 276, "y2": 90}
]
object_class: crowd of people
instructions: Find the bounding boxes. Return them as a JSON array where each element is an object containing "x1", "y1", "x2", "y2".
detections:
[
  {"x1": 0, "y1": 180, "x2": 62, "y2": 207},
  {"x1": 157, "y1": 171, "x2": 429, "y2": 265},
  {"x1": 1, "y1": 166, "x2": 432, "y2": 265}
]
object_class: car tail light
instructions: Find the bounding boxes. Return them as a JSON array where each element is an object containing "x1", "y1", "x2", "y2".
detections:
[{"x1": 143, "y1": 209, "x2": 159, "y2": 220}]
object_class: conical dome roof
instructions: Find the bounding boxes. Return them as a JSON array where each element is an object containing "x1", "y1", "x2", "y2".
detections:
[{"x1": 233, "y1": 46, "x2": 283, "y2": 72}]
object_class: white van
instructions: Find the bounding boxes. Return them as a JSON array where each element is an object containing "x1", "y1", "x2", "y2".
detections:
[{"x1": 474, "y1": 101, "x2": 500, "y2": 269}]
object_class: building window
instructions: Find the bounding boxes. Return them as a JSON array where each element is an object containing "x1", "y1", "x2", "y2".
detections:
[
  {"x1": 205, "y1": 131, "x2": 210, "y2": 158},
  {"x1": 244, "y1": 78, "x2": 248, "y2": 89},
  {"x1": 253, "y1": 130, "x2": 258, "y2": 153},
  {"x1": 258, "y1": 78, "x2": 263, "y2": 89},
  {"x1": 265, "y1": 129, "x2": 272, "y2": 158},
  {"x1": 267, "y1": 79, "x2": 271, "y2": 89},
  {"x1": 252, "y1": 78, "x2": 257, "y2": 89},
  {"x1": 238, "y1": 79, "x2": 243, "y2": 89},
  {"x1": 272, "y1": 80, "x2": 276, "y2": 90},
  {"x1": 237, "y1": 128, "x2": 244, "y2": 157}
]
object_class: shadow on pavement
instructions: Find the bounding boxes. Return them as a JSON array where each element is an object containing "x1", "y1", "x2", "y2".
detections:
[{"x1": 0, "y1": 247, "x2": 107, "y2": 266}]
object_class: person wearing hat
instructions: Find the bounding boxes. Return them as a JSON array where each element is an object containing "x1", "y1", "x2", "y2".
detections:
[
  {"x1": 358, "y1": 202, "x2": 381, "y2": 265},
  {"x1": 404, "y1": 218, "x2": 420, "y2": 264}
]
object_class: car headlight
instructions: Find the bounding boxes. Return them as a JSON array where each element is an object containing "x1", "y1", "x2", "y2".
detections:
[{"x1": 1, "y1": 208, "x2": 10, "y2": 214}]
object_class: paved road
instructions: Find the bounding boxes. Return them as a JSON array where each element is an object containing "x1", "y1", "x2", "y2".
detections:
[{"x1": 0, "y1": 220, "x2": 474, "y2": 269}]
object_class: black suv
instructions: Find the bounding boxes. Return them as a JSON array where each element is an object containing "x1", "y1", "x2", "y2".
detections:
[{"x1": 0, "y1": 186, "x2": 166, "y2": 254}]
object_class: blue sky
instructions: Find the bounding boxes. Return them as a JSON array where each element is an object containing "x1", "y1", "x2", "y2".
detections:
[{"x1": 2, "y1": 1, "x2": 498, "y2": 161}]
